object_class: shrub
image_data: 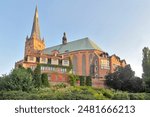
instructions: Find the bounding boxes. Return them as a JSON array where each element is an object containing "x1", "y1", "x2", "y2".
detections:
[
  {"x1": 143, "y1": 93, "x2": 150, "y2": 100},
  {"x1": 106, "y1": 65, "x2": 144, "y2": 93},
  {"x1": 68, "y1": 74, "x2": 79, "y2": 86},
  {"x1": 53, "y1": 83, "x2": 67, "y2": 89},
  {"x1": 79, "y1": 76, "x2": 85, "y2": 86},
  {"x1": 41, "y1": 73, "x2": 49, "y2": 87},
  {"x1": 0, "y1": 68, "x2": 34, "y2": 92},
  {"x1": 86, "y1": 76, "x2": 92, "y2": 86},
  {"x1": 26, "y1": 68, "x2": 34, "y2": 76},
  {"x1": 99, "y1": 88, "x2": 114, "y2": 99},
  {"x1": 129, "y1": 93, "x2": 145, "y2": 100},
  {"x1": 33, "y1": 65, "x2": 42, "y2": 88},
  {"x1": 0, "y1": 91, "x2": 29, "y2": 100},
  {"x1": 112, "y1": 92, "x2": 130, "y2": 100}
]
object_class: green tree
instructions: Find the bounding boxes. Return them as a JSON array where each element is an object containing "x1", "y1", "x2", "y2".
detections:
[
  {"x1": 0, "y1": 67, "x2": 33, "y2": 92},
  {"x1": 128, "y1": 77, "x2": 144, "y2": 92},
  {"x1": 142, "y1": 47, "x2": 150, "y2": 90},
  {"x1": 27, "y1": 68, "x2": 34, "y2": 76},
  {"x1": 69, "y1": 74, "x2": 79, "y2": 86},
  {"x1": 33, "y1": 65, "x2": 42, "y2": 88},
  {"x1": 41, "y1": 73, "x2": 49, "y2": 87},
  {"x1": 86, "y1": 76, "x2": 92, "y2": 86},
  {"x1": 80, "y1": 76, "x2": 85, "y2": 86},
  {"x1": 106, "y1": 65, "x2": 143, "y2": 92}
]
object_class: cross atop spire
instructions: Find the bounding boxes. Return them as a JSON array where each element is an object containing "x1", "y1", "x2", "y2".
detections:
[{"x1": 30, "y1": 6, "x2": 41, "y2": 40}]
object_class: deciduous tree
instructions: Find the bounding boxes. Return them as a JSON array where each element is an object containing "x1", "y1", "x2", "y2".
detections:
[
  {"x1": 106, "y1": 65, "x2": 143, "y2": 92},
  {"x1": 33, "y1": 65, "x2": 42, "y2": 88},
  {"x1": 142, "y1": 47, "x2": 150, "y2": 90},
  {"x1": 41, "y1": 73, "x2": 49, "y2": 87}
]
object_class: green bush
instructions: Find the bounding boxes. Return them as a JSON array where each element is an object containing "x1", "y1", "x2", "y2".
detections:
[
  {"x1": 106, "y1": 65, "x2": 144, "y2": 93},
  {"x1": 53, "y1": 83, "x2": 67, "y2": 89},
  {"x1": 0, "y1": 91, "x2": 29, "y2": 100},
  {"x1": 33, "y1": 65, "x2": 42, "y2": 88},
  {"x1": 68, "y1": 74, "x2": 79, "y2": 86},
  {"x1": 0, "y1": 68, "x2": 34, "y2": 92},
  {"x1": 113, "y1": 92, "x2": 130, "y2": 100},
  {"x1": 99, "y1": 88, "x2": 114, "y2": 99},
  {"x1": 129, "y1": 93, "x2": 145, "y2": 100},
  {"x1": 79, "y1": 76, "x2": 85, "y2": 86},
  {"x1": 143, "y1": 93, "x2": 150, "y2": 100},
  {"x1": 86, "y1": 76, "x2": 92, "y2": 86},
  {"x1": 1, "y1": 85, "x2": 150, "y2": 100},
  {"x1": 27, "y1": 94, "x2": 40, "y2": 100},
  {"x1": 41, "y1": 73, "x2": 49, "y2": 87}
]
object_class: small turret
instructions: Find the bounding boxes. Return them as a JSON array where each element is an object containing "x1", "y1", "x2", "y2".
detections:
[{"x1": 62, "y1": 32, "x2": 67, "y2": 44}]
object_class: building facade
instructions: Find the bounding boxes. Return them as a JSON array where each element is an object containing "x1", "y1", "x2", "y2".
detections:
[{"x1": 15, "y1": 7, "x2": 127, "y2": 87}]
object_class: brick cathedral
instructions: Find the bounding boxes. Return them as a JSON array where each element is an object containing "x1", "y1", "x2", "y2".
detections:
[{"x1": 15, "y1": 7, "x2": 127, "y2": 87}]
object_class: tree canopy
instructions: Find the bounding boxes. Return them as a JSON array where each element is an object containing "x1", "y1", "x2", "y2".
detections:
[
  {"x1": 106, "y1": 65, "x2": 144, "y2": 92},
  {"x1": 0, "y1": 67, "x2": 33, "y2": 92},
  {"x1": 142, "y1": 47, "x2": 150, "y2": 91}
]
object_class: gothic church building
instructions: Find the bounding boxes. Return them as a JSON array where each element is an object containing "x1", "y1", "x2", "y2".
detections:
[{"x1": 15, "y1": 7, "x2": 127, "y2": 87}]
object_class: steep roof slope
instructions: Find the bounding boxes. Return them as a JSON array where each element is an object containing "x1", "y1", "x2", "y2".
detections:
[{"x1": 43, "y1": 37, "x2": 102, "y2": 54}]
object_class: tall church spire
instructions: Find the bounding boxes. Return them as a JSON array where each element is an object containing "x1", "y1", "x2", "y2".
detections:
[{"x1": 30, "y1": 6, "x2": 41, "y2": 40}]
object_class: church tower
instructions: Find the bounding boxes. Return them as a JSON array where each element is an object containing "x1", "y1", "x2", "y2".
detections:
[{"x1": 24, "y1": 6, "x2": 45, "y2": 57}]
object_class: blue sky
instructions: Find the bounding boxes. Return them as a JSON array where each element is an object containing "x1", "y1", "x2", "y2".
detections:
[{"x1": 0, "y1": 0, "x2": 150, "y2": 77}]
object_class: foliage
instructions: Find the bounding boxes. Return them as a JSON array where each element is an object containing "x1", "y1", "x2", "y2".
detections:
[
  {"x1": 85, "y1": 76, "x2": 92, "y2": 86},
  {"x1": 79, "y1": 76, "x2": 85, "y2": 86},
  {"x1": 112, "y1": 92, "x2": 130, "y2": 100},
  {"x1": 98, "y1": 88, "x2": 114, "y2": 99},
  {"x1": 41, "y1": 73, "x2": 49, "y2": 87},
  {"x1": 27, "y1": 68, "x2": 34, "y2": 76},
  {"x1": 143, "y1": 93, "x2": 150, "y2": 100},
  {"x1": 53, "y1": 83, "x2": 68, "y2": 89},
  {"x1": 1, "y1": 86, "x2": 150, "y2": 100},
  {"x1": 0, "y1": 75, "x2": 10, "y2": 91},
  {"x1": 105, "y1": 65, "x2": 144, "y2": 92},
  {"x1": 79, "y1": 76, "x2": 92, "y2": 86},
  {"x1": 68, "y1": 74, "x2": 79, "y2": 86},
  {"x1": 142, "y1": 47, "x2": 150, "y2": 91},
  {"x1": 0, "y1": 67, "x2": 34, "y2": 92},
  {"x1": 0, "y1": 91, "x2": 30, "y2": 100},
  {"x1": 33, "y1": 65, "x2": 42, "y2": 88},
  {"x1": 129, "y1": 93, "x2": 145, "y2": 100},
  {"x1": 127, "y1": 77, "x2": 144, "y2": 92}
]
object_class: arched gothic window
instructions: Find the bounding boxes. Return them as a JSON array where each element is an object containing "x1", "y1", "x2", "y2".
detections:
[
  {"x1": 72, "y1": 55, "x2": 77, "y2": 74},
  {"x1": 82, "y1": 54, "x2": 86, "y2": 76}
]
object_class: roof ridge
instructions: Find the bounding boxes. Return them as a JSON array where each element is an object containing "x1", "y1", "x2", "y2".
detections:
[
  {"x1": 45, "y1": 37, "x2": 89, "y2": 49},
  {"x1": 43, "y1": 37, "x2": 102, "y2": 54},
  {"x1": 66, "y1": 37, "x2": 89, "y2": 44}
]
